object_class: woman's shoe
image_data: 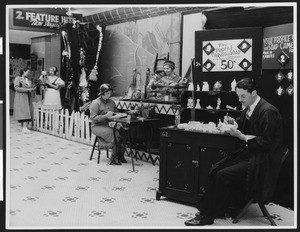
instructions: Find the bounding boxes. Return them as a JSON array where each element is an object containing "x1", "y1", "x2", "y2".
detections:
[
  {"x1": 109, "y1": 160, "x2": 122, "y2": 165},
  {"x1": 119, "y1": 157, "x2": 127, "y2": 163},
  {"x1": 22, "y1": 127, "x2": 32, "y2": 134},
  {"x1": 195, "y1": 211, "x2": 202, "y2": 216},
  {"x1": 184, "y1": 215, "x2": 214, "y2": 226}
]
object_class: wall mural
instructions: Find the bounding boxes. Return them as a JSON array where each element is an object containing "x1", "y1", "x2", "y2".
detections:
[{"x1": 99, "y1": 13, "x2": 181, "y2": 97}]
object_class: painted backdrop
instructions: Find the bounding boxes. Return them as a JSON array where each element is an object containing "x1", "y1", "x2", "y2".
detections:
[{"x1": 99, "y1": 13, "x2": 181, "y2": 97}]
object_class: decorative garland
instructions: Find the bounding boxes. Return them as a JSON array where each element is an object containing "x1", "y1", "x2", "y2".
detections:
[{"x1": 88, "y1": 25, "x2": 103, "y2": 81}]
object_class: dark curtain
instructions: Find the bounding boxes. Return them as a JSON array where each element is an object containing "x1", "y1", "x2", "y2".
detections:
[{"x1": 60, "y1": 23, "x2": 105, "y2": 112}]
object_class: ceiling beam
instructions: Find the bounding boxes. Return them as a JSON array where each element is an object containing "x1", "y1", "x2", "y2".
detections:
[{"x1": 81, "y1": 7, "x2": 211, "y2": 26}]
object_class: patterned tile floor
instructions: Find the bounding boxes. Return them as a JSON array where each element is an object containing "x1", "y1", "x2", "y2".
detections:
[{"x1": 7, "y1": 116, "x2": 295, "y2": 229}]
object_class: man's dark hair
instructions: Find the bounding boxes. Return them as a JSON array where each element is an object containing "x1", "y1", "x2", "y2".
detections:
[{"x1": 236, "y1": 78, "x2": 257, "y2": 93}]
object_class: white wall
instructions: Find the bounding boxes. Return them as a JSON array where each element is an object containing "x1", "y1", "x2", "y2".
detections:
[
  {"x1": 9, "y1": 29, "x2": 52, "y2": 45},
  {"x1": 181, "y1": 12, "x2": 206, "y2": 77},
  {"x1": 31, "y1": 34, "x2": 61, "y2": 76}
]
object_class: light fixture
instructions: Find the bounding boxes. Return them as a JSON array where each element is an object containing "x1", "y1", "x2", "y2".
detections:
[
  {"x1": 201, "y1": 13, "x2": 207, "y2": 29},
  {"x1": 66, "y1": 8, "x2": 73, "y2": 16}
]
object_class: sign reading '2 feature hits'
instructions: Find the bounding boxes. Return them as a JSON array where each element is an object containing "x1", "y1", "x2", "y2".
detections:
[
  {"x1": 13, "y1": 9, "x2": 76, "y2": 30},
  {"x1": 202, "y1": 39, "x2": 253, "y2": 72}
]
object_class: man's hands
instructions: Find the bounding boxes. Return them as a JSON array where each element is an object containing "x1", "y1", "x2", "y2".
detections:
[
  {"x1": 223, "y1": 115, "x2": 246, "y2": 141},
  {"x1": 228, "y1": 128, "x2": 256, "y2": 142},
  {"x1": 223, "y1": 115, "x2": 236, "y2": 125},
  {"x1": 228, "y1": 128, "x2": 246, "y2": 141}
]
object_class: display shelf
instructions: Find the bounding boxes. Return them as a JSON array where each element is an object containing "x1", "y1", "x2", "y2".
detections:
[
  {"x1": 186, "y1": 90, "x2": 236, "y2": 94},
  {"x1": 180, "y1": 90, "x2": 242, "y2": 123},
  {"x1": 145, "y1": 84, "x2": 188, "y2": 102},
  {"x1": 122, "y1": 98, "x2": 178, "y2": 104},
  {"x1": 182, "y1": 107, "x2": 242, "y2": 114}
]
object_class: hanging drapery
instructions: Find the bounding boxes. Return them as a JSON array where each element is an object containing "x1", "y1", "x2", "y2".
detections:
[
  {"x1": 88, "y1": 25, "x2": 103, "y2": 81},
  {"x1": 60, "y1": 22, "x2": 105, "y2": 112}
]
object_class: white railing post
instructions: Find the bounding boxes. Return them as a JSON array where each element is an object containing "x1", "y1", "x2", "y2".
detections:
[
  {"x1": 65, "y1": 109, "x2": 69, "y2": 139},
  {"x1": 85, "y1": 117, "x2": 91, "y2": 145},
  {"x1": 40, "y1": 106, "x2": 44, "y2": 132},
  {"x1": 31, "y1": 106, "x2": 95, "y2": 146},
  {"x1": 68, "y1": 111, "x2": 75, "y2": 140}
]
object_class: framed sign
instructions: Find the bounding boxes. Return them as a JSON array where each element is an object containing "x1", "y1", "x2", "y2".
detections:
[
  {"x1": 262, "y1": 23, "x2": 293, "y2": 69},
  {"x1": 202, "y1": 39, "x2": 252, "y2": 72},
  {"x1": 194, "y1": 27, "x2": 262, "y2": 87}
]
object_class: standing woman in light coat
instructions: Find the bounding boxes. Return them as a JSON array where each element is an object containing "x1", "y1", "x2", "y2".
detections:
[{"x1": 13, "y1": 68, "x2": 36, "y2": 133}]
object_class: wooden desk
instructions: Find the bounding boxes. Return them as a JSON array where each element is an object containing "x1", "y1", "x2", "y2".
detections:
[
  {"x1": 156, "y1": 126, "x2": 237, "y2": 204},
  {"x1": 110, "y1": 116, "x2": 159, "y2": 171}
]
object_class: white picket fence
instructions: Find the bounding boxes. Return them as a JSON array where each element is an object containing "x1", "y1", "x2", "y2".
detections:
[
  {"x1": 31, "y1": 101, "x2": 160, "y2": 165},
  {"x1": 32, "y1": 102, "x2": 95, "y2": 146}
]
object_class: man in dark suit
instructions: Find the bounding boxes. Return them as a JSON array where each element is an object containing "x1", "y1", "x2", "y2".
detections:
[{"x1": 185, "y1": 78, "x2": 283, "y2": 226}]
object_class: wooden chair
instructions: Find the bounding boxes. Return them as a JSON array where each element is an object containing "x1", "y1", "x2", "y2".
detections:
[
  {"x1": 90, "y1": 136, "x2": 111, "y2": 164},
  {"x1": 232, "y1": 147, "x2": 290, "y2": 226},
  {"x1": 153, "y1": 53, "x2": 169, "y2": 75}
]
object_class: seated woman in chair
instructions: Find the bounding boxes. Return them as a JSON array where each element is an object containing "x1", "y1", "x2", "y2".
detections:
[
  {"x1": 148, "y1": 60, "x2": 187, "y2": 88},
  {"x1": 147, "y1": 60, "x2": 188, "y2": 100},
  {"x1": 89, "y1": 83, "x2": 127, "y2": 165}
]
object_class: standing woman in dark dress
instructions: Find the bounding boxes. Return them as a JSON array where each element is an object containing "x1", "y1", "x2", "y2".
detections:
[{"x1": 13, "y1": 68, "x2": 36, "y2": 133}]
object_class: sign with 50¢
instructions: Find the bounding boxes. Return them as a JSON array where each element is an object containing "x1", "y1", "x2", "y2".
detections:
[{"x1": 202, "y1": 39, "x2": 253, "y2": 72}]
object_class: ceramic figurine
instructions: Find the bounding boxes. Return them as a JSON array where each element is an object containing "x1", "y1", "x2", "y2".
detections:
[
  {"x1": 195, "y1": 99, "x2": 201, "y2": 109},
  {"x1": 231, "y1": 79, "x2": 237, "y2": 91},
  {"x1": 126, "y1": 86, "x2": 133, "y2": 99},
  {"x1": 175, "y1": 110, "x2": 181, "y2": 126},
  {"x1": 187, "y1": 97, "x2": 194, "y2": 108},
  {"x1": 202, "y1": 81, "x2": 209, "y2": 91},
  {"x1": 213, "y1": 81, "x2": 222, "y2": 91},
  {"x1": 188, "y1": 82, "x2": 194, "y2": 91},
  {"x1": 216, "y1": 98, "x2": 221, "y2": 110}
]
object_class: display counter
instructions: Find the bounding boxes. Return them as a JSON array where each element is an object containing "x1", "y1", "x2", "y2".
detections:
[
  {"x1": 156, "y1": 126, "x2": 237, "y2": 204},
  {"x1": 115, "y1": 99, "x2": 180, "y2": 116},
  {"x1": 114, "y1": 98, "x2": 181, "y2": 164},
  {"x1": 145, "y1": 84, "x2": 188, "y2": 102}
]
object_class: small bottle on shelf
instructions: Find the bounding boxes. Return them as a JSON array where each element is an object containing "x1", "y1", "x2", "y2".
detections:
[
  {"x1": 175, "y1": 110, "x2": 181, "y2": 126},
  {"x1": 188, "y1": 82, "x2": 194, "y2": 91}
]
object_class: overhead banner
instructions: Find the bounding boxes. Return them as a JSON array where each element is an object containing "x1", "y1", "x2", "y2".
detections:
[
  {"x1": 202, "y1": 39, "x2": 253, "y2": 72},
  {"x1": 13, "y1": 9, "x2": 76, "y2": 30}
]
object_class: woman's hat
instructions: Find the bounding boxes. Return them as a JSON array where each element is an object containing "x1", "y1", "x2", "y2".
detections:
[
  {"x1": 98, "y1": 83, "x2": 113, "y2": 96},
  {"x1": 163, "y1": 60, "x2": 175, "y2": 70}
]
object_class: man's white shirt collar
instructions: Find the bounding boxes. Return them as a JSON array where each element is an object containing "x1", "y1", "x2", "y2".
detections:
[{"x1": 248, "y1": 96, "x2": 261, "y2": 117}]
